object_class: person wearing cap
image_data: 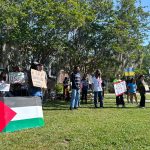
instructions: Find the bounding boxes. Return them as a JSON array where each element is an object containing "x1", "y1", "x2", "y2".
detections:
[
  {"x1": 92, "y1": 69, "x2": 103, "y2": 108},
  {"x1": 137, "y1": 75, "x2": 146, "y2": 108}
]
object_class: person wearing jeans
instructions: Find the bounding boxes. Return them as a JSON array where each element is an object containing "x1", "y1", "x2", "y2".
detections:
[
  {"x1": 94, "y1": 91, "x2": 103, "y2": 108},
  {"x1": 70, "y1": 89, "x2": 80, "y2": 109},
  {"x1": 92, "y1": 69, "x2": 103, "y2": 108},
  {"x1": 70, "y1": 66, "x2": 81, "y2": 110}
]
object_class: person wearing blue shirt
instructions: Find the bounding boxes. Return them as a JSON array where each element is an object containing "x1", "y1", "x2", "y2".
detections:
[{"x1": 127, "y1": 78, "x2": 138, "y2": 104}]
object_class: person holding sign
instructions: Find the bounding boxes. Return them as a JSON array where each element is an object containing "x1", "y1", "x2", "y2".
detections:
[
  {"x1": 10, "y1": 66, "x2": 28, "y2": 96},
  {"x1": 28, "y1": 62, "x2": 43, "y2": 99},
  {"x1": 113, "y1": 74, "x2": 125, "y2": 108},
  {"x1": 0, "y1": 71, "x2": 12, "y2": 97}
]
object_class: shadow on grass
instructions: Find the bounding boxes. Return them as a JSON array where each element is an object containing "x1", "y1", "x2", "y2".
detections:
[
  {"x1": 42, "y1": 99, "x2": 150, "y2": 111},
  {"x1": 42, "y1": 100, "x2": 71, "y2": 111}
]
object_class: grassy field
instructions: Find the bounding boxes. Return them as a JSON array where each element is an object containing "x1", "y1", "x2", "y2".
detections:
[{"x1": 1, "y1": 94, "x2": 150, "y2": 150}]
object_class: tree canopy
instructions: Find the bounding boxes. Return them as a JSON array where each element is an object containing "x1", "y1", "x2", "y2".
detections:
[{"x1": 0, "y1": 0, "x2": 149, "y2": 77}]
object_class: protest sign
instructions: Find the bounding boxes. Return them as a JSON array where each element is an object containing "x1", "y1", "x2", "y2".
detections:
[
  {"x1": 31, "y1": 69, "x2": 47, "y2": 88},
  {"x1": 144, "y1": 84, "x2": 149, "y2": 91},
  {"x1": 0, "y1": 83, "x2": 10, "y2": 91},
  {"x1": 114, "y1": 81, "x2": 127, "y2": 96},
  {"x1": 9, "y1": 72, "x2": 25, "y2": 84},
  {"x1": 41, "y1": 71, "x2": 47, "y2": 88}
]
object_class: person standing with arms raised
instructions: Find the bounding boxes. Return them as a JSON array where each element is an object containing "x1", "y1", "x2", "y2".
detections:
[{"x1": 70, "y1": 66, "x2": 81, "y2": 110}]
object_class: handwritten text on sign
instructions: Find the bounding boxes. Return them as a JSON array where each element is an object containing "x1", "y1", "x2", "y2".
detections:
[
  {"x1": 0, "y1": 83, "x2": 10, "y2": 91},
  {"x1": 31, "y1": 69, "x2": 47, "y2": 88},
  {"x1": 114, "y1": 81, "x2": 127, "y2": 96},
  {"x1": 9, "y1": 72, "x2": 25, "y2": 84}
]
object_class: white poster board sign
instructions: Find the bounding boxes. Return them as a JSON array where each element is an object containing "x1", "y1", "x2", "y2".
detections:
[
  {"x1": 0, "y1": 83, "x2": 10, "y2": 91},
  {"x1": 144, "y1": 84, "x2": 149, "y2": 91},
  {"x1": 31, "y1": 69, "x2": 47, "y2": 88},
  {"x1": 9, "y1": 72, "x2": 25, "y2": 84},
  {"x1": 114, "y1": 81, "x2": 127, "y2": 96}
]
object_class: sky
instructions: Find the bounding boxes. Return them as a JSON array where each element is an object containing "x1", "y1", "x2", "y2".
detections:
[
  {"x1": 114, "y1": 0, "x2": 150, "y2": 45},
  {"x1": 139, "y1": 0, "x2": 150, "y2": 12},
  {"x1": 139, "y1": 0, "x2": 150, "y2": 45}
]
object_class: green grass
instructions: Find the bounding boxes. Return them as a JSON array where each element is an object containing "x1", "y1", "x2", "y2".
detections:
[{"x1": 1, "y1": 94, "x2": 150, "y2": 150}]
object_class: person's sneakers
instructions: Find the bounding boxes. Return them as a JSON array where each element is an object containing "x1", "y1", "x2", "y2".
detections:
[
  {"x1": 70, "y1": 107, "x2": 73, "y2": 110},
  {"x1": 74, "y1": 107, "x2": 78, "y2": 110},
  {"x1": 139, "y1": 106, "x2": 145, "y2": 108}
]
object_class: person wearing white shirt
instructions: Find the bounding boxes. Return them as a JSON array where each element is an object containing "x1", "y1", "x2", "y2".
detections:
[{"x1": 92, "y1": 70, "x2": 103, "y2": 108}]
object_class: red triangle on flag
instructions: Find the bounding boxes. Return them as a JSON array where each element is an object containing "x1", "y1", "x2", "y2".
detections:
[{"x1": 0, "y1": 101, "x2": 17, "y2": 132}]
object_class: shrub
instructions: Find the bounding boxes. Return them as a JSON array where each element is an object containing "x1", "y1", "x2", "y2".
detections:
[{"x1": 55, "y1": 83, "x2": 63, "y2": 93}]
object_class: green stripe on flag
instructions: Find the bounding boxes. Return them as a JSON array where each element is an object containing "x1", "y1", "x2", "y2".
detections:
[{"x1": 3, "y1": 118, "x2": 44, "y2": 132}]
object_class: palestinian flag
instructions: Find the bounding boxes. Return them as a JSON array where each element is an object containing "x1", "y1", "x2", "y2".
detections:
[{"x1": 0, "y1": 97, "x2": 44, "y2": 133}]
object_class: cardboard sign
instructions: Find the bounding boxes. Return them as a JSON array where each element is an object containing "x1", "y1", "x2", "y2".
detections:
[
  {"x1": 31, "y1": 69, "x2": 47, "y2": 88},
  {"x1": 41, "y1": 71, "x2": 47, "y2": 88},
  {"x1": 9, "y1": 72, "x2": 25, "y2": 84},
  {"x1": 0, "y1": 83, "x2": 10, "y2": 91},
  {"x1": 114, "y1": 81, "x2": 127, "y2": 96}
]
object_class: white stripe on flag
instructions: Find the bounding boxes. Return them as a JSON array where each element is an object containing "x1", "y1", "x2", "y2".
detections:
[{"x1": 11, "y1": 106, "x2": 43, "y2": 121}]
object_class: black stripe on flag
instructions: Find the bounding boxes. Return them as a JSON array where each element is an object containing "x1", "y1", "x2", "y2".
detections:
[{"x1": 0, "y1": 97, "x2": 42, "y2": 108}]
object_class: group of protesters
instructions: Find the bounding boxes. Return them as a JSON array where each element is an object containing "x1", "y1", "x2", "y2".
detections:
[
  {"x1": 0, "y1": 63, "x2": 148, "y2": 109},
  {"x1": 0, "y1": 62, "x2": 47, "y2": 101},
  {"x1": 68, "y1": 66, "x2": 147, "y2": 110},
  {"x1": 113, "y1": 74, "x2": 146, "y2": 108}
]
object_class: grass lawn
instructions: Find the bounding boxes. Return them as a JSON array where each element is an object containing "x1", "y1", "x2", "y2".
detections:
[{"x1": 1, "y1": 93, "x2": 150, "y2": 150}]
